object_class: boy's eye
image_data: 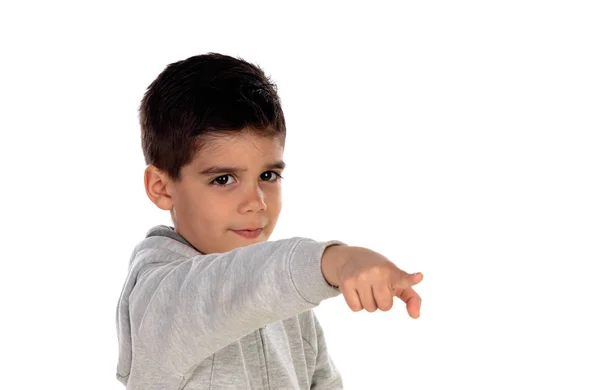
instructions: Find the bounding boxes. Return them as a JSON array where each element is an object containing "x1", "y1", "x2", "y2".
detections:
[
  {"x1": 260, "y1": 171, "x2": 283, "y2": 182},
  {"x1": 211, "y1": 171, "x2": 282, "y2": 187},
  {"x1": 211, "y1": 174, "x2": 235, "y2": 186}
]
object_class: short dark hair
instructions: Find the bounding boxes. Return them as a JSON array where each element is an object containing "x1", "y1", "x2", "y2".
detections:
[{"x1": 140, "y1": 53, "x2": 286, "y2": 181}]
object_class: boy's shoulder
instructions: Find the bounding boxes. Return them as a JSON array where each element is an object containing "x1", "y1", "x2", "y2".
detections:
[
  {"x1": 142, "y1": 225, "x2": 195, "y2": 252},
  {"x1": 128, "y1": 225, "x2": 199, "y2": 269}
]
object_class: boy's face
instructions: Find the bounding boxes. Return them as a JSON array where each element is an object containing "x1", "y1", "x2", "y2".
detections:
[{"x1": 149, "y1": 131, "x2": 285, "y2": 254}]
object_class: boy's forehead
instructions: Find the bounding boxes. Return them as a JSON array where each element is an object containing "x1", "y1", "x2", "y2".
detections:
[{"x1": 192, "y1": 132, "x2": 284, "y2": 165}]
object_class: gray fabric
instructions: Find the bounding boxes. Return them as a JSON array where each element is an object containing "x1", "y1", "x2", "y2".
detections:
[{"x1": 116, "y1": 225, "x2": 345, "y2": 389}]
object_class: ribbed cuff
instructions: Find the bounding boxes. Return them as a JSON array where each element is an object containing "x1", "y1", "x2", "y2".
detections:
[{"x1": 288, "y1": 239, "x2": 346, "y2": 305}]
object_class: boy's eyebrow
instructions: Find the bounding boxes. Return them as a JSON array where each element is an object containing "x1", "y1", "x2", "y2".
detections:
[{"x1": 200, "y1": 160, "x2": 286, "y2": 175}]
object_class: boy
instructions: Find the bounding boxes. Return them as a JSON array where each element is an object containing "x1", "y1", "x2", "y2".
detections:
[{"x1": 115, "y1": 53, "x2": 423, "y2": 389}]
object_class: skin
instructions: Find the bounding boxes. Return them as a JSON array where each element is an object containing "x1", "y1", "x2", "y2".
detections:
[{"x1": 144, "y1": 130, "x2": 285, "y2": 254}]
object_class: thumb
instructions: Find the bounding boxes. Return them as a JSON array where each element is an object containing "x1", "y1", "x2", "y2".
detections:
[{"x1": 392, "y1": 272, "x2": 423, "y2": 291}]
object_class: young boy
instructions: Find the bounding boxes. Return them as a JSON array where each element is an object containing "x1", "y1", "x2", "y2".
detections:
[{"x1": 115, "y1": 53, "x2": 423, "y2": 389}]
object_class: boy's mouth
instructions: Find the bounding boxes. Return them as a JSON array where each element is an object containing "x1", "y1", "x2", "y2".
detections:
[{"x1": 231, "y1": 228, "x2": 263, "y2": 239}]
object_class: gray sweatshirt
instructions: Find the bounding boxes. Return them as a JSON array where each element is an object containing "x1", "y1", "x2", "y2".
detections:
[{"x1": 115, "y1": 225, "x2": 345, "y2": 389}]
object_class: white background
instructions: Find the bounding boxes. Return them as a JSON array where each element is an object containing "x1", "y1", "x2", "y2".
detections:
[{"x1": 1, "y1": 1, "x2": 599, "y2": 389}]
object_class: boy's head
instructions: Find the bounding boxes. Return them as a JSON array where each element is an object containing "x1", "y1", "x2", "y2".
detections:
[{"x1": 140, "y1": 53, "x2": 286, "y2": 254}]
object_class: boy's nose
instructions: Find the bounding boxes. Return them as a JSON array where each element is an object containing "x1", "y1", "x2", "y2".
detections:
[{"x1": 240, "y1": 186, "x2": 267, "y2": 212}]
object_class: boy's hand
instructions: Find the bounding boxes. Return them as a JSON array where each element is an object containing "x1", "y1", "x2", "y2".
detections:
[{"x1": 322, "y1": 245, "x2": 423, "y2": 318}]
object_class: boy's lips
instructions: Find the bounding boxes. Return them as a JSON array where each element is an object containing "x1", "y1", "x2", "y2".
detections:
[{"x1": 231, "y1": 228, "x2": 263, "y2": 239}]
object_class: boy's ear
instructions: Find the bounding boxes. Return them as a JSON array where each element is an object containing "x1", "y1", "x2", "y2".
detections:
[{"x1": 144, "y1": 165, "x2": 173, "y2": 211}]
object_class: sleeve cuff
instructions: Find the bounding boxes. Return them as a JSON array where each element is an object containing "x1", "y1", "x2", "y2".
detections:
[{"x1": 288, "y1": 239, "x2": 346, "y2": 305}]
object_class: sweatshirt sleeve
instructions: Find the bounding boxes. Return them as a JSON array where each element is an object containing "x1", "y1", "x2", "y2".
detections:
[{"x1": 130, "y1": 237, "x2": 344, "y2": 377}]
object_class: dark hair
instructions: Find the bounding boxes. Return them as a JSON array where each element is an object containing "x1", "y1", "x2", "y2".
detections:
[{"x1": 140, "y1": 53, "x2": 286, "y2": 181}]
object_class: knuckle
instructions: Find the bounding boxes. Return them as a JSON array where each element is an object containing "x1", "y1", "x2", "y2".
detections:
[
  {"x1": 369, "y1": 265, "x2": 386, "y2": 277},
  {"x1": 340, "y1": 279, "x2": 355, "y2": 290},
  {"x1": 357, "y1": 267, "x2": 385, "y2": 283}
]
